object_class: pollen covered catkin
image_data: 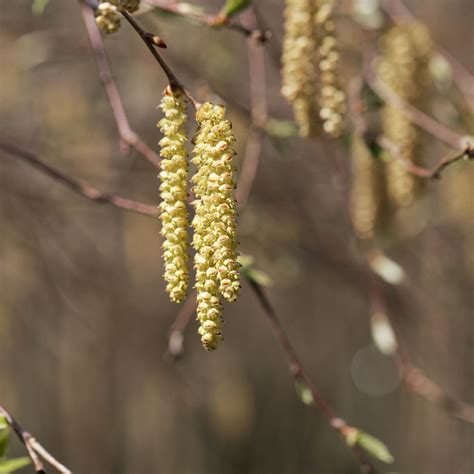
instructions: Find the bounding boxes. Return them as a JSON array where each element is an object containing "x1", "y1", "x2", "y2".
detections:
[
  {"x1": 158, "y1": 87, "x2": 190, "y2": 303},
  {"x1": 378, "y1": 23, "x2": 432, "y2": 207},
  {"x1": 281, "y1": 0, "x2": 346, "y2": 137},
  {"x1": 192, "y1": 102, "x2": 241, "y2": 351},
  {"x1": 350, "y1": 134, "x2": 387, "y2": 240},
  {"x1": 281, "y1": 0, "x2": 319, "y2": 137},
  {"x1": 95, "y1": 2, "x2": 121, "y2": 34},
  {"x1": 314, "y1": 0, "x2": 346, "y2": 137}
]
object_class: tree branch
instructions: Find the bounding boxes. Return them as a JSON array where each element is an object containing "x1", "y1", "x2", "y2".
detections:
[
  {"x1": 366, "y1": 61, "x2": 469, "y2": 150},
  {"x1": 0, "y1": 405, "x2": 71, "y2": 474},
  {"x1": 0, "y1": 141, "x2": 158, "y2": 217},
  {"x1": 79, "y1": 2, "x2": 162, "y2": 169},
  {"x1": 378, "y1": 136, "x2": 473, "y2": 179},
  {"x1": 120, "y1": 10, "x2": 200, "y2": 108},
  {"x1": 145, "y1": 0, "x2": 271, "y2": 43}
]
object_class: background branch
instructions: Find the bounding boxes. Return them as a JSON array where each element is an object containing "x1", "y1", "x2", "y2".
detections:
[{"x1": 0, "y1": 141, "x2": 158, "y2": 217}]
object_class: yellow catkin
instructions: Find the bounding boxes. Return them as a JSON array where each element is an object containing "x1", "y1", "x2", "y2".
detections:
[
  {"x1": 281, "y1": 0, "x2": 319, "y2": 137},
  {"x1": 314, "y1": 0, "x2": 346, "y2": 137},
  {"x1": 350, "y1": 134, "x2": 387, "y2": 240},
  {"x1": 192, "y1": 102, "x2": 241, "y2": 351},
  {"x1": 158, "y1": 88, "x2": 190, "y2": 303},
  {"x1": 281, "y1": 0, "x2": 346, "y2": 137},
  {"x1": 378, "y1": 23, "x2": 432, "y2": 207},
  {"x1": 95, "y1": 2, "x2": 121, "y2": 34},
  {"x1": 109, "y1": 0, "x2": 141, "y2": 12}
]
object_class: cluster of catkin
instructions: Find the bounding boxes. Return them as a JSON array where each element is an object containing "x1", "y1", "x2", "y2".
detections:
[
  {"x1": 377, "y1": 23, "x2": 432, "y2": 208},
  {"x1": 350, "y1": 23, "x2": 432, "y2": 241},
  {"x1": 95, "y1": 1, "x2": 141, "y2": 34},
  {"x1": 281, "y1": 0, "x2": 345, "y2": 138},
  {"x1": 158, "y1": 88, "x2": 240, "y2": 351}
]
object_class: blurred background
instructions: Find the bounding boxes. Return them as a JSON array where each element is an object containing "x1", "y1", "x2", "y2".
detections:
[{"x1": 0, "y1": 0, "x2": 473, "y2": 472}]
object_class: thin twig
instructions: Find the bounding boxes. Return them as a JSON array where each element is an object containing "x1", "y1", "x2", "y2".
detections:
[
  {"x1": 236, "y1": 8, "x2": 268, "y2": 207},
  {"x1": 79, "y1": 3, "x2": 161, "y2": 169},
  {"x1": 368, "y1": 276, "x2": 474, "y2": 425},
  {"x1": 366, "y1": 60, "x2": 469, "y2": 150},
  {"x1": 381, "y1": 0, "x2": 474, "y2": 112},
  {"x1": 165, "y1": 290, "x2": 197, "y2": 360},
  {"x1": 0, "y1": 141, "x2": 158, "y2": 217},
  {"x1": 120, "y1": 10, "x2": 200, "y2": 109},
  {"x1": 0, "y1": 405, "x2": 71, "y2": 474},
  {"x1": 145, "y1": 0, "x2": 271, "y2": 43},
  {"x1": 378, "y1": 136, "x2": 473, "y2": 179},
  {"x1": 246, "y1": 279, "x2": 378, "y2": 474}
]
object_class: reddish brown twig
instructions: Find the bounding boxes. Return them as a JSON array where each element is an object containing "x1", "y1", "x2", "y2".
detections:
[
  {"x1": 247, "y1": 279, "x2": 379, "y2": 474},
  {"x1": 236, "y1": 8, "x2": 268, "y2": 207},
  {"x1": 0, "y1": 141, "x2": 158, "y2": 217},
  {"x1": 368, "y1": 275, "x2": 474, "y2": 425},
  {"x1": 145, "y1": 0, "x2": 271, "y2": 42},
  {"x1": 79, "y1": 3, "x2": 162, "y2": 169},
  {"x1": 381, "y1": 0, "x2": 474, "y2": 112},
  {"x1": 0, "y1": 405, "x2": 71, "y2": 474},
  {"x1": 165, "y1": 291, "x2": 197, "y2": 360},
  {"x1": 378, "y1": 136, "x2": 474, "y2": 179},
  {"x1": 120, "y1": 10, "x2": 200, "y2": 109},
  {"x1": 366, "y1": 62, "x2": 468, "y2": 150}
]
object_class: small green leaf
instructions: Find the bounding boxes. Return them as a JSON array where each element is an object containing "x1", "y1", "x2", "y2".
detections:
[
  {"x1": 354, "y1": 430, "x2": 394, "y2": 464},
  {"x1": 0, "y1": 417, "x2": 9, "y2": 459},
  {"x1": 294, "y1": 380, "x2": 314, "y2": 406},
  {"x1": 238, "y1": 255, "x2": 273, "y2": 287},
  {"x1": 265, "y1": 119, "x2": 299, "y2": 138},
  {"x1": 31, "y1": 0, "x2": 50, "y2": 15},
  {"x1": 0, "y1": 457, "x2": 31, "y2": 473},
  {"x1": 221, "y1": 0, "x2": 252, "y2": 18}
]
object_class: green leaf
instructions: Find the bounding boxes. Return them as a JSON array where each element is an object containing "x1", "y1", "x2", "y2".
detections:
[
  {"x1": 31, "y1": 0, "x2": 50, "y2": 15},
  {"x1": 238, "y1": 255, "x2": 273, "y2": 287},
  {"x1": 294, "y1": 380, "x2": 314, "y2": 406},
  {"x1": 0, "y1": 457, "x2": 31, "y2": 473},
  {"x1": 265, "y1": 119, "x2": 299, "y2": 138},
  {"x1": 0, "y1": 417, "x2": 9, "y2": 459},
  {"x1": 351, "y1": 430, "x2": 394, "y2": 464},
  {"x1": 221, "y1": 0, "x2": 252, "y2": 18}
]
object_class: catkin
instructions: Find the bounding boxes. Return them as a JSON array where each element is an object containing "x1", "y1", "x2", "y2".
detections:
[
  {"x1": 314, "y1": 0, "x2": 346, "y2": 137},
  {"x1": 158, "y1": 87, "x2": 190, "y2": 303},
  {"x1": 281, "y1": 0, "x2": 346, "y2": 137},
  {"x1": 378, "y1": 23, "x2": 432, "y2": 207},
  {"x1": 350, "y1": 134, "x2": 387, "y2": 240},
  {"x1": 192, "y1": 102, "x2": 241, "y2": 351},
  {"x1": 281, "y1": 0, "x2": 319, "y2": 137},
  {"x1": 95, "y1": 2, "x2": 121, "y2": 34}
]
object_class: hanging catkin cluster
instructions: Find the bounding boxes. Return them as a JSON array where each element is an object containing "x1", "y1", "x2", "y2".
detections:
[
  {"x1": 377, "y1": 23, "x2": 432, "y2": 207},
  {"x1": 281, "y1": 0, "x2": 345, "y2": 137},
  {"x1": 158, "y1": 87, "x2": 190, "y2": 303},
  {"x1": 281, "y1": 0, "x2": 319, "y2": 137},
  {"x1": 350, "y1": 134, "x2": 387, "y2": 240},
  {"x1": 192, "y1": 103, "x2": 241, "y2": 351},
  {"x1": 314, "y1": 0, "x2": 346, "y2": 137},
  {"x1": 157, "y1": 96, "x2": 240, "y2": 351},
  {"x1": 95, "y1": 1, "x2": 141, "y2": 33}
]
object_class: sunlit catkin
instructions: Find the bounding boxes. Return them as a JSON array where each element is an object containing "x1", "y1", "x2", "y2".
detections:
[
  {"x1": 95, "y1": 2, "x2": 121, "y2": 34},
  {"x1": 108, "y1": 0, "x2": 141, "y2": 12},
  {"x1": 378, "y1": 23, "x2": 432, "y2": 207},
  {"x1": 350, "y1": 134, "x2": 386, "y2": 240},
  {"x1": 192, "y1": 102, "x2": 241, "y2": 351},
  {"x1": 281, "y1": 0, "x2": 319, "y2": 137},
  {"x1": 158, "y1": 87, "x2": 190, "y2": 303},
  {"x1": 314, "y1": 0, "x2": 346, "y2": 137}
]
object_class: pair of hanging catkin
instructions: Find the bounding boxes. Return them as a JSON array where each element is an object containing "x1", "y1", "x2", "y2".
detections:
[
  {"x1": 158, "y1": 88, "x2": 240, "y2": 351},
  {"x1": 95, "y1": 0, "x2": 141, "y2": 34},
  {"x1": 350, "y1": 23, "x2": 432, "y2": 241},
  {"x1": 281, "y1": 0, "x2": 345, "y2": 137}
]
